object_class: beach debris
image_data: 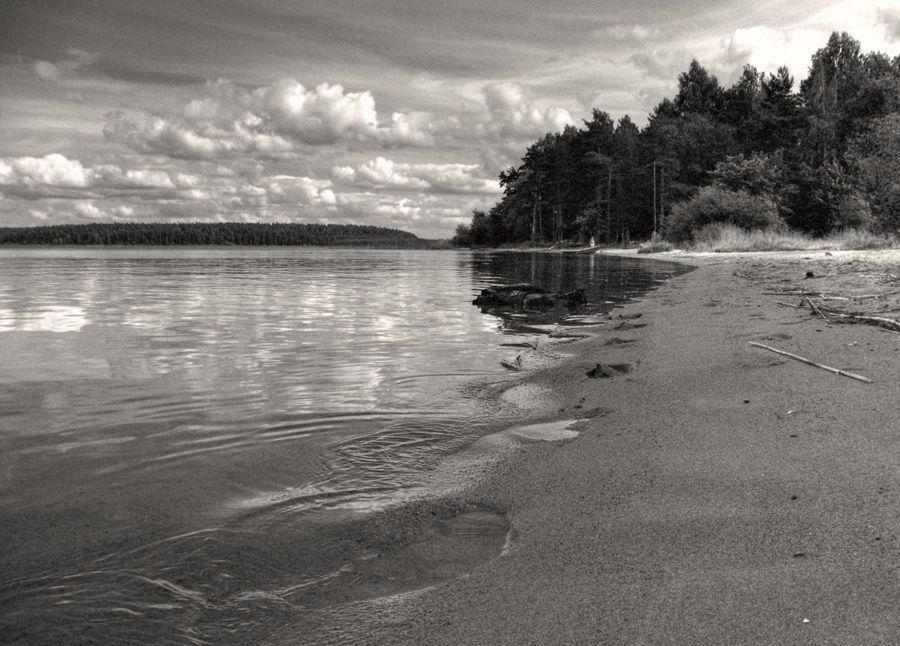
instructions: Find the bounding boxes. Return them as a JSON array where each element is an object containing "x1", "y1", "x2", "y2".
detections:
[
  {"x1": 586, "y1": 363, "x2": 631, "y2": 378},
  {"x1": 791, "y1": 297, "x2": 900, "y2": 332},
  {"x1": 603, "y1": 337, "x2": 636, "y2": 346},
  {"x1": 473, "y1": 284, "x2": 587, "y2": 311},
  {"x1": 613, "y1": 320, "x2": 647, "y2": 331},
  {"x1": 500, "y1": 355, "x2": 523, "y2": 371},
  {"x1": 587, "y1": 363, "x2": 615, "y2": 378},
  {"x1": 749, "y1": 342, "x2": 872, "y2": 383}
]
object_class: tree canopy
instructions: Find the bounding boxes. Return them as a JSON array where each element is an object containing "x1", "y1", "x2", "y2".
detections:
[
  {"x1": 0, "y1": 222, "x2": 441, "y2": 248},
  {"x1": 454, "y1": 32, "x2": 900, "y2": 247}
]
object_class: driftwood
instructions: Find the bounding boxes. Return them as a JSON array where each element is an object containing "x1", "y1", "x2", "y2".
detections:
[
  {"x1": 749, "y1": 342, "x2": 872, "y2": 383},
  {"x1": 776, "y1": 296, "x2": 900, "y2": 333},
  {"x1": 800, "y1": 296, "x2": 828, "y2": 320},
  {"x1": 473, "y1": 284, "x2": 587, "y2": 311},
  {"x1": 805, "y1": 299, "x2": 900, "y2": 332}
]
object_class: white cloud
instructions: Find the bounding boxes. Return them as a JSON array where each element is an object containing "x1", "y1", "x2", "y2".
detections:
[
  {"x1": 255, "y1": 79, "x2": 380, "y2": 144},
  {"x1": 103, "y1": 116, "x2": 296, "y2": 160},
  {"x1": 0, "y1": 154, "x2": 94, "y2": 188},
  {"x1": 333, "y1": 158, "x2": 500, "y2": 195},
  {"x1": 260, "y1": 175, "x2": 338, "y2": 206},
  {"x1": 93, "y1": 165, "x2": 176, "y2": 189},
  {"x1": 352, "y1": 157, "x2": 431, "y2": 189},
  {"x1": 74, "y1": 201, "x2": 106, "y2": 219},
  {"x1": 0, "y1": 154, "x2": 188, "y2": 202},
  {"x1": 699, "y1": 2, "x2": 900, "y2": 85},
  {"x1": 103, "y1": 78, "x2": 435, "y2": 160},
  {"x1": 481, "y1": 82, "x2": 576, "y2": 139},
  {"x1": 331, "y1": 165, "x2": 356, "y2": 182},
  {"x1": 717, "y1": 26, "x2": 845, "y2": 81}
]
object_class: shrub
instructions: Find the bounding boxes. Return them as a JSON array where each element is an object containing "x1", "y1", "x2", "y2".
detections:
[
  {"x1": 667, "y1": 186, "x2": 784, "y2": 242},
  {"x1": 828, "y1": 228, "x2": 898, "y2": 250},
  {"x1": 637, "y1": 231, "x2": 674, "y2": 254},
  {"x1": 690, "y1": 224, "x2": 809, "y2": 252}
]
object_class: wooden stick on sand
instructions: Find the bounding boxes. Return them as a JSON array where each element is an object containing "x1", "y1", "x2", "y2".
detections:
[{"x1": 749, "y1": 341, "x2": 873, "y2": 383}]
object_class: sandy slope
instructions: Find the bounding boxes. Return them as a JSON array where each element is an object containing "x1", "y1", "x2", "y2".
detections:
[{"x1": 289, "y1": 250, "x2": 900, "y2": 646}]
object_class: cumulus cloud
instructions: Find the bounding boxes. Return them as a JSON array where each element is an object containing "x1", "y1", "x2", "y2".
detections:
[
  {"x1": 103, "y1": 78, "x2": 435, "y2": 159},
  {"x1": 333, "y1": 158, "x2": 500, "y2": 195},
  {"x1": 341, "y1": 158, "x2": 430, "y2": 190},
  {"x1": 715, "y1": 26, "x2": 830, "y2": 80},
  {"x1": 261, "y1": 175, "x2": 338, "y2": 206},
  {"x1": 480, "y1": 82, "x2": 575, "y2": 139},
  {"x1": 700, "y1": 3, "x2": 900, "y2": 86},
  {"x1": 0, "y1": 154, "x2": 182, "y2": 199},
  {"x1": 93, "y1": 165, "x2": 176, "y2": 189},
  {"x1": 102, "y1": 116, "x2": 296, "y2": 160},
  {"x1": 0, "y1": 154, "x2": 93, "y2": 189},
  {"x1": 74, "y1": 201, "x2": 106, "y2": 219}
]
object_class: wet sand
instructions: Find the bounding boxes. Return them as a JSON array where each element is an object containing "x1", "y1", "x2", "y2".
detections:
[{"x1": 288, "y1": 249, "x2": 900, "y2": 645}]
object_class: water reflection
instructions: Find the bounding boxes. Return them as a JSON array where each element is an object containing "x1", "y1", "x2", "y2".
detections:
[
  {"x1": 467, "y1": 251, "x2": 685, "y2": 329},
  {"x1": 0, "y1": 247, "x2": 688, "y2": 646},
  {"x1": 0, "y1": 305, "x2": 89, "y2": 332}
]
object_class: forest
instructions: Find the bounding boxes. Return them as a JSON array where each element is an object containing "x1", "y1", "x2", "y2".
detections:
[
  {"x1": 0, "y1": 222, "x2": 444, "y2": 248},
  {"x1": 453, "y1": 32, "x2": 900, "y2": 248}
]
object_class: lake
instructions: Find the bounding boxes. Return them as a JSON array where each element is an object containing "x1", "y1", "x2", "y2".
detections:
[{"x1": 0, "y1": 247, "x2": 684, "y2": 645}]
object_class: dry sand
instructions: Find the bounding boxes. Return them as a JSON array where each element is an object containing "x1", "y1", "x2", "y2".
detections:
[{"x1": 290, "y1": 249, "x2": 900, "y2": 646}]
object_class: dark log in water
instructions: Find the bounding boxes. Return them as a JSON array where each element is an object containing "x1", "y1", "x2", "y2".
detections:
[{"x1": 473, "y1": 284, "x2": 587, "y2": 312}]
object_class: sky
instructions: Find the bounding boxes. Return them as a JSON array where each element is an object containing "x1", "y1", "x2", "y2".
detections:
[{"x1": 2, "y1": 1, "x2": 900, "y2": 239}]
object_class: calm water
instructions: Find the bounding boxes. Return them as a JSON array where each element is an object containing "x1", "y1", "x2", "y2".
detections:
[{"x1": 0, "y1": 247, "x2": 683, "y2": 645}]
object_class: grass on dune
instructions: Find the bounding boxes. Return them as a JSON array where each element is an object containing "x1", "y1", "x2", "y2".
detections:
[{"x1": 638, "y1": 224, "x2": 899, "y2": 254}]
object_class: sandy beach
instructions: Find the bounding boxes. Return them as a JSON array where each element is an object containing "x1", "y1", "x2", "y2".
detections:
[{"x1": 291, "y1": 249, "x2": 900, "y2": 646}]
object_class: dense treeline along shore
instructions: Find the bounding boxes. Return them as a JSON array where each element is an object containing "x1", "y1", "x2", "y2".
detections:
[
  {"x1": 0, "y1": 222, "x2": 448, "y2": 248},
  {"x1": 454, "y1": 31, "x2": 900, "y2": 249}
]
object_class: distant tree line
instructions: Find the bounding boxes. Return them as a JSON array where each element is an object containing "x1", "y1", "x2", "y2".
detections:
[
  {"x1": 454, "y1": 32, "x2": 900, "y2": 247},
  {"x1": 0, "y1": 222, "x2": 445, "y2": 248}
]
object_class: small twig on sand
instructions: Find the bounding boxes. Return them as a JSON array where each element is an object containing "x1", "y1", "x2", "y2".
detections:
[
  {"x1": 839, "y1": 313, "x2": 900, "y2": 331},
  {"x1": 749, "y1": 342, "x2": 872, "y2": 383},
  {"x1": 779, "y1": 297, "x2": 900, "y2": 333},
  {"x1": 801, "y1": 297, "x2": 829, "y2": 320}
]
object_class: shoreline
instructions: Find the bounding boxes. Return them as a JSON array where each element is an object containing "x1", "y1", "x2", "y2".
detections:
[{"x1": 294, "y1": 249, "x2": 900, "y2": 645}]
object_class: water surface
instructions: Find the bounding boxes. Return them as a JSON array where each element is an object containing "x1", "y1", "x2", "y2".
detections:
[{"x1": 0, "y1": 247, "x2": 684, "y2": 645}]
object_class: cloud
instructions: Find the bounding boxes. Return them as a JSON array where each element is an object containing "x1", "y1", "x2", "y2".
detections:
[
  {"x1": 74, "y1": 201, "x2": 107, "y2": 219},
  {"x1": 880, "y1": 4, "x2": 900, "y2": 42},
  {"x1": 103, "y1": 78, "x2": 435, "y2": 159},
  {"x1": 0, "y1": 154, "x2": 94, "y2": 189},
  {"x1": 32, "y1": 49, "x2": 100, "y2": 83},
  {"x1": 715, "y1": 26, "x2": 831, "y2": 80},
  {"x1": 629, "y1": 49, "x2": 694, "y2": 82},
  {"x1": 102, "y1": 116, "x2": 297, "y2": 160},
  {"x1": 333, "y1": 158, "x2": 500, "y2": 195},
  {"x1": 595, "y1": 24, "x2": 660, "y2": 42},
  {"x1": 93, "y1": 165, "x2": 176, "y2": 189},
  {"x1": 33, "y1": 61, "x2": 62, "y2": 82},
  {"x1": 0, "y1": 154, "x2": 183, "y2": 201},
  {"x1": 481, "y1": 82, "x2": 576, "y2": 139},
  {"x1": 696, "y1": 3, "x2": 900, "y2": 87},
  {"x1": 340, "y1": 157, "x2": 430, "y2": 190},
  {"x1": 260, "y1": 175, "x2": 337, "y2": 206}
]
